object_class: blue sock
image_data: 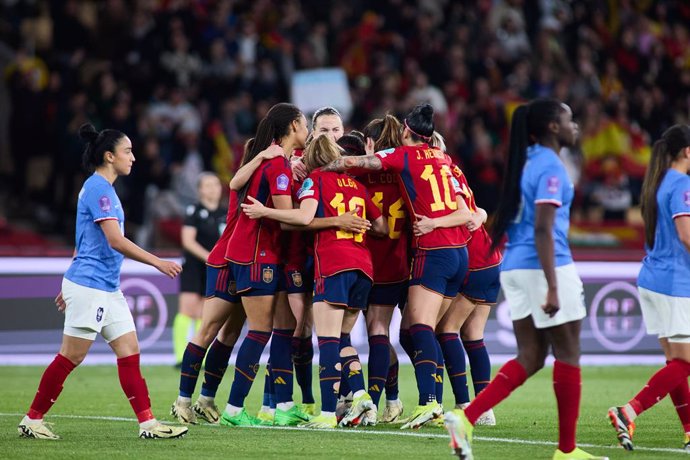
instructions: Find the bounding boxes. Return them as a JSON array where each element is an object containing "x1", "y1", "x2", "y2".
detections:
[
  {"x1": 228, "y1": 330, "x2": 271, "y2": 407},
  {"x1": 292, "y1": 336, "x2": 315, "y2": 404},
  {"x1": 179, "y1": 342, "x2": 206, "y2": 398},
  {"x1": 338, "y1": 333, "x2": 352, "y2": 397},
  {"x1": 341, "y1": 350, "x2": 365, "y2": 394},
  {"x1": 261, "y1": 361, "x2": 275, "y2": 408},
  {"x1": 367, "y1": 335, "x2": 390, "y2": 407},
  {"x1": 440, "y1": 333, "x2": 470, "y2": 405},
  {"x1": 435, "y1": 337, "x2": 444, "y2": 404},
  {"x1": 271, "y1": 329, "x2": 295, "y2": 405},
  {"x1": 385, "y1": 359, "x2": 399, "y2": 401},
  {"x1": 409, "y1": 323, "x2": 437, "y2": 405},
  {"x1": 399, "y1": 328, "x2": 413, "y2": 360},
  {"x1": 464, "y1": 338, "x2": 491, "y2": 396},
  {"x1": 200, "y1": 338, "x2": 233, "y2": 398},
  {"x1": 317, "y1": 336, "x2": 340, "y2": 412}
]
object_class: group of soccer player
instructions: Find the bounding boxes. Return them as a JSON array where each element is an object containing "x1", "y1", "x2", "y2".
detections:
[{"x1": 17, "y1": 94, "x2": 690, "y2": 460}]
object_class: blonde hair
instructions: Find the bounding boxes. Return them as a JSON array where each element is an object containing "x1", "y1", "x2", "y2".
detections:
[
  {"x1": 430, "y1": 131, "x2": 446, "y2": 152},
  {"x1": 303, "y1": 135, "x2": 342, "y2": 172}
]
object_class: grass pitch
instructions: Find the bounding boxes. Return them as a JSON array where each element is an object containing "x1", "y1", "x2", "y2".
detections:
[{"x1": 0, "y1": 364, "x2": 687, "y2": 459}]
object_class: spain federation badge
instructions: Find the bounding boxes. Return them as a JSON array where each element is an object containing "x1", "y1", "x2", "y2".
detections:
[
  {"x1": 291, "y1": 271, "x2": 303, "y2": 288},
  {"x1": 262, "y1": 267, "x2": 274, "y2": 283}
]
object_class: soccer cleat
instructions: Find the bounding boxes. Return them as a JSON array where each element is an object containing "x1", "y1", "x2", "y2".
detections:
[
  {"x1": 684, "y1": 434, "x2": 690, "y2": 451},
  {"x1": 139, "y1": 422, "x2": 188, "y2": 439},
  {"x1": 552, "y1": 447, "x2": 609, "y2": 460},
  {"x1": 274, "y1": 405, "x2": 312, "y2": 426},
  {"x1": 444, "y1": 409, "x2": 473, "y2": 460},
  {"x1": 360, "y1": 408, "x2": 378, "y2": 426},
  {"x1": 475, "y1": 409, "x2": 496, "y2": 426},
  {"x1": 339, "y1": 393, "x2": 377, "y2": 427},
  {"x1": 18, "y1": 417, "x2": 60, "y2": 440},
  {"x1": 171, "y1": 399, "x2": 197, "y2": 425},
  {"x1": 192, "y1": 398, "x2": 220, "y2": 424},
  {"x1": 400, "y1": 401, "x2": 443, "y2": 430},
  {"x1": 220, "y1": 408, "x2": 264, "y2": 427},
  {"x1": 300, "y1": 413, "x2": 337, "y2": 429},
  {"x1": 256, "y1": 408, "x2": 275, "y2": 426},
  {"x1": 607, "y1": 406, "x2": 635, "y2": 451},
  {"x1": 335, "y1": 392, "x2": 353, "y2": 422},
  {"x1": 380, "y1": 398, "x2": 404, "y2": 423},
  {"x1": 299, "y1": 403, "x2": 316, "y2": 416}
]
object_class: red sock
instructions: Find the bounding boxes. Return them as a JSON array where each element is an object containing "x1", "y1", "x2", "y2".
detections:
[
  {"x1": 666, "y1": 360, "x2": 690, "y2": 433},
  {"x1": 117, "y1": 354, "x2": 153, "y2": 423},
  {"x1": 464, "y1": 359, "x2": 527, "y2": 425},
  {"x1": 27, "y1": 354, "x2": 77, "y2": 420},
  {"x1": 630, "y1": 359, "x2": 690, "y2": 416},
  {"x1": 553, "y1": 360, "x2": 581, "y2": 453}
]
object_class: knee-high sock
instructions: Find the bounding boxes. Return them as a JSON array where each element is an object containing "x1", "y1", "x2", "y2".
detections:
[
  {"x1": 172, "y1": 313, "x2": 194, "y2": 364},
  {"x1": 292, "y1": 336, "x2": 315, "y2": 404},
  {"x1": 339, "y1": 333, "x2": 352, "y2": 397},
  {"x1": 399, "y1": 328, "x2": 413, "y2": 361},
  {"x1": 439, "y1": 333, "x2": 469, "y2": 405},
  {"x1": 553, "y1": 360, "x2": 581, "y2": 453},
  {"x1": 117, "y1": 354, "x2": 154, "y2": 423},
  {"x1": 629, "y1": 359, "x2": 690, "y2": 416},
  {"x1": 27, "y1": 354, "x2": 76, "y2": 420},
  {"x1": 271, "y1": 329, "x2": 295, "y2": 404},
  {"x1": 261, "y1": 361, "x2": 275, "y2": 408},
  {"x1": 228, "y1": 330, "x2": 271, "y2": 407},
  {"x1": 341, "y1": 350, "x2": 365, "y2": 394},
  {"x1": 434, "y1": 337, "x2": 444, "y2": 404},
  {"x1": 385, "y1": 357, "x2": 400, "y2": 401},
  {"x1": 367, "y1": 335, "x2": 390, "y2": 407},
  {"x1": 667, "y1": 360, "x2": 690, "y2": 434},
  {"x1": 201, "y1": 338, "x2": 233, "y2": 398},
  {"x1": 464, "y1": 359, "x2": 527, "y2": 425},
  {"x1": 179, "y1": 342, "x2": 206, "y2": 398},
  {"x1": 409, "y1": 324, "x2": 438, "y2": 405},
  {"x1": 464, "y1": 338, "x2": 491, "y2": 396},
  {"x1": 318, "y1": 337, "x2": 340, "y2": 412}
]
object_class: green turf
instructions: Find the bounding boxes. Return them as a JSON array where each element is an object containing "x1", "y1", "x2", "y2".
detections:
[{"x1": 0, "y1": 364, "x2": 686, "y2": 459}]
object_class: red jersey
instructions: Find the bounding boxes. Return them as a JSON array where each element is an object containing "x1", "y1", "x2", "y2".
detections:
[
  {"x1": 297, "y1": 169, "x2": 381, "y2": 280},
  {"x1": 284, "y1": 177, "x2": 311, "y2": 270},
  {"x1": 207, "y1": 189, "x2": 239, "y2": 267},
  {"x1": 375, "y1": 144, "x2": 469, "y2": 250},
  {"x1": 451, "y1": 164, "x2": 502, "y2": 270},
  {"x1": 225, "y1": 156, "x2": 292, "y2": 264},
  {"x1": 360, "y1": 172, "x2": 410, "y2": 284}
]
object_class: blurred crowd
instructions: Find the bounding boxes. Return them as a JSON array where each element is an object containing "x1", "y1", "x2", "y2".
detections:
[{"x1": 1, "y1": 0, "x2": 689, "y2": 247}]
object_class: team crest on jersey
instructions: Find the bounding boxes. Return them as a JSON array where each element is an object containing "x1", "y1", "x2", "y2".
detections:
[
  {"x1": 263, "y1": 267, "x2": 274, "y2": 283},
  {"x1": 96, "y1": 307, "x2": 104, "y2": 322},
  {"x1": 684, "y1": 190, "x2": 690, "y2": 207},
  {"x1": 291, "y1": 272, "x2": 303, "y2": 287},
  {"x1": 99, "y1": 196, "x2": 111, "y2": 212},
  {"x1": 298, "y1": 178, "x2": 315, "y2": 198},
  {"x1": 547, "y1": 176, "x2": 560, "y2": 194},
  {"x1": 276, "y1": 173, "x2": 290, "y2": 191}
]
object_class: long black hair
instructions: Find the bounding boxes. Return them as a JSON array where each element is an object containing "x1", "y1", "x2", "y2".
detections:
[
  {"x1": 79, "y1": 123, "x2": 126, "y2": 172},
  {"x1": 490, "y1": 99, "x2": 567, "y2": 249},
  {"x1": 237, "y1": 103, "x2": 303, "y2": 206},
  {"x1": 641, "y1": 124, "x2": 690, "y2": 248},
  {"x1": 404, "y1": 103, "x2": 434, "y2": 142}
]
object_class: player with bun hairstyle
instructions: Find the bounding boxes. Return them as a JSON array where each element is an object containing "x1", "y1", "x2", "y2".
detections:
[
  {"x1": 18, "y1": 124, "x2": 188, "y2": 440},
  {"x1": 445, "y1": 99, "x2": 607, "y2": 460},
  {"x1": 322, "y1": 103, "x2": 473, "y2": 429},
  {"x1": 609, "y1": 124, "x2": 690, "y2": 451}
]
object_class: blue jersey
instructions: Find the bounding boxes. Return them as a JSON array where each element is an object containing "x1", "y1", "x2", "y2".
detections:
[
  {"x1": 65, "y1": 174, "x2": 125, "y2": 291},
  {"x1": 638, "y1": 169, "x2": 690, "y2": 297},
  {"x1": 502, "y1": 144, "x2": 574, "y2": 271}
]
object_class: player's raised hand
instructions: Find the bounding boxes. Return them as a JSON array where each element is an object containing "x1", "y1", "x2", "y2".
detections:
[
  {"x1": 241, "y1": 196, "x2": 268, "y2": 219},
  {"x1": 55, "y1": 291, "x2": 66, "y2": 313},
  {"x1": 336, "y1": 209, "x2": 371, "y2": 233},
  {"x1": 413, "y1": 213, "x2": 436, "y2": 236},
  {"x1": 156, "y1": 260, "x2": 182, "y2": 278},
  {"x1": 259, "y1": 143, "x2": 284, "y2": 160},
  {"x1": 291, "y1": 157, "x2": 308, "y2": 181},
  {"x1": 365, "y1": 137, "x2": 375, "y2": 156}
]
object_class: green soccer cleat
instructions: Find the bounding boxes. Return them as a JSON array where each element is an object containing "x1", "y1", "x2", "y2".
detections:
[
  {"x1": 339, "y1": 392, "x2": 377, "y2": 427},
  {"x1": 256, "y1": 408, "x2": 275, "y2": 426},
  {"x1": 192, "y1": 397, "x2": 220, "y2": 424},
  {"x1": 171, "y1": 399, "x2": 198, "y2": 425},
  {"x1": 400, "y1": 401, "x2": 443, "y2": 430},
  {"x1": 139, "y1": 422, "x2": 188, "y2": 439},
  {"x1": 380, "y1": 398, "x2": 404, "y2": 423},
  {"x1": 18, "y1": 417, "x2": 60, "y2": 440},
  {"x1": 552, "y1": 447, "x2": 609, "y2": 460},
  {"x1": 300, "y1": 413, "x2": 337, "y2": 429},
  {"x1": 444, "y1": 409, "x2": 473, "y2": 460},
  {"x1": 220, "y1": 408, "x2": 264, "y2": 427},
  {"x1": 274, "y1": 405, "x2": 312, "y2": 426},
  {"x1": 298, "y1": 403, "x2": 316, "y2": 417},
  {"x1": 607, "y1": 406, "x2": 635, "y2": 451}
]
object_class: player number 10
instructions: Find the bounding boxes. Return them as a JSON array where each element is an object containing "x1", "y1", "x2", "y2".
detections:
[
  {"x1": 330, "y1": 193, "x2": 366, "y2": 242},
  {"x1": 421, "y1": 165, "x2": 457, "y2": 211}
]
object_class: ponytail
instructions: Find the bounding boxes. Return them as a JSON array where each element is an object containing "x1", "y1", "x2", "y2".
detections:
[
  {"x1": 79, "y1": 123, "x2": 126, "y2": 172},
  {"x1": 362, "y1": 114, "x2": 402, "y2": 151}
]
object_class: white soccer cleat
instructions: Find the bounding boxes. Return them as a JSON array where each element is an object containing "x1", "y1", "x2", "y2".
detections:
[
  {"x1": 381, "y1": 398, "x2": 404, "y2": 423},
  {"x1": 339, "y1": 393, "x2": 376, "y2": 427},
  {"x1": 360, "y1": 408, "x2": 378, "y2": 426},
  {"x1": 193, "y1": 397, "x2": 220, "y2": 424},
  {"x1": 18, "y1": 416, "x2": 60, "y2": 440},
  {"x1": 139, "y1": 421, "x2": 188, "y2": 439},
  {"x1": 475, "y1": 408, "x2": 496, "y2": 426},
  {"x1": 171, "y1": 398, "x2": 197, "y2": 425},
  {"x1": 335, "y1": 392, "x2": 353, "y2": 422}
]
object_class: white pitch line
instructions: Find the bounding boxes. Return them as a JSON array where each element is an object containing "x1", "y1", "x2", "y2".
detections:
[{"x1": 0, "y1": 412, "x2": 685, "y2": 455}]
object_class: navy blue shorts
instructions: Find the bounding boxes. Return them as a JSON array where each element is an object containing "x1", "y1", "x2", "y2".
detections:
[
  {"x1": 461, "y1": 264, "x2": 501, "y2": 304},
  {"x1": 284, "y1": 256, "x2": 314, "y2": 295},
  {"x1": 313, "y1": 270, "x2": 372, "y2": 310},
  {"x1": 368, "y1": 281, "x2": 408, "y2": 307},
  {"x1": 230, "y1": 262, "x2": 281, "y2": 297},
  {"x1": 205, "y1": 265, "x2": 241, "y2": 303},
  {"x1": 409, "y1": 247, "x2": 468, "y2": 298}
]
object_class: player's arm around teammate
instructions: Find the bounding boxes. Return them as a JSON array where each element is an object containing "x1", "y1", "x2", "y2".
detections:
[
  {"x1": 19, "y1": 124, "x2": 188, "y2": 440},
  {"x1": 609, "y1": 125, "x2": 690, "y2": 451}
]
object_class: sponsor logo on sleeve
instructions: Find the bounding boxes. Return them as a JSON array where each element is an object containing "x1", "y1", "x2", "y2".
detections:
[
  {"x1": 298, "y1": 178, "x2": 315, "y2": 198},
  {"x1": 375, "y1": 148, "x2": 395, "y2": 159},
  {"x1": 276, "y1": 173, "x2": 290, "y2": 191},
  {"x1": 99, "y1": 196, "x2": 111, "y2": 212},
  {"x1": 547, "y1": 176, "x2": 560, "y2": 194},
  {"x1": 451, "y1": 177, "x2": 461, "y2": 192}
]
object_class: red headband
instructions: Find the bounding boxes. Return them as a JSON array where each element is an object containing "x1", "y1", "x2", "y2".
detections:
[{"x1": 404, "y1": 119, "x2": 432, "y2": 140}]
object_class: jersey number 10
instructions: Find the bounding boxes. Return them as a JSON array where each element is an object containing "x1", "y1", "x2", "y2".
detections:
[
  {"x1": 422, "y1": 165, "x2": 457, "y2": 211},
  {"x1": 330, "y1": 193, "x2": 366, "y2": 242}
]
